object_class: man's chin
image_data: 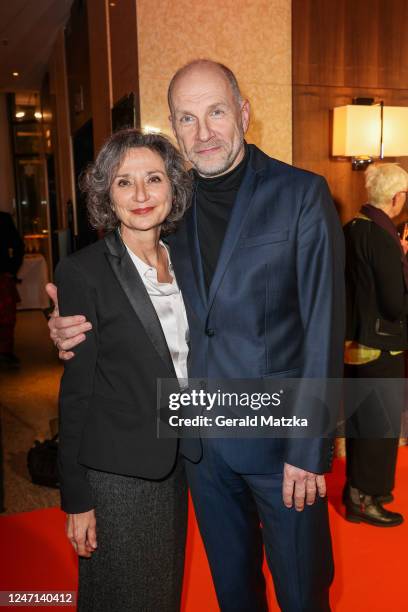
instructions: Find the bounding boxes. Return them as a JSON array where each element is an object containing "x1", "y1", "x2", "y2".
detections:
[{"x1": 193, "y1": 157, "x2": 232, "y2": 178}]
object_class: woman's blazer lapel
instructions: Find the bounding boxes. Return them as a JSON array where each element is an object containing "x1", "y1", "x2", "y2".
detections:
[{"x1": 104, "y1": 230, "x2": 177, "y2": 377}]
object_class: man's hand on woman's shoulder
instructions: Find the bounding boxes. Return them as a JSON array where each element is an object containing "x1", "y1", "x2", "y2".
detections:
[{"x1": 46, "y1": 283, "x2": 92, "y2": 361}]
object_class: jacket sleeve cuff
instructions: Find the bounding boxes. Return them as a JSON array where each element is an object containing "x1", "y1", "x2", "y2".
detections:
[
  {"x1": 284, "y1": 438, "x2": 334, "y2": 474},
  {"x1": 59, "y1": 460, "x2": 95, "y2": 513}
]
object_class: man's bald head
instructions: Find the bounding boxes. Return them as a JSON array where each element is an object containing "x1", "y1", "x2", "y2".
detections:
[
  {"x1": 167, "y1": 59, "x2": 242, "y2": 115},
  {"x1": 168, "y1": 59, "x2": 250, "y2": 177}
]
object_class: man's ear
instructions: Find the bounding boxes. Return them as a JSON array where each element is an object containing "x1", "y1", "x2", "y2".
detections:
[
  {"x1": 392, "y1": 192, "x2": 401, "y2": 209},
  {"x1": 169, "y1": 114, "x2": 176, "y2": 138},
  {"x1": 241, "y1": 100, "x2": 250, "y2": 134}
]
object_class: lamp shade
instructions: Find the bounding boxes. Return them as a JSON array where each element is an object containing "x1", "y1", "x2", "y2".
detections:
[
  {"x1": 382, "y1": 106, "x2": 408, "y2": 156},
  {"x1": 332, "y1": 105, "x2": 381, "y2": 157}
]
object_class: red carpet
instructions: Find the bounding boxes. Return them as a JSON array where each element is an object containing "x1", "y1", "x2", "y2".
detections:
[{"x1": 1, "y1": 448, "x2": 407, "y2": 611}]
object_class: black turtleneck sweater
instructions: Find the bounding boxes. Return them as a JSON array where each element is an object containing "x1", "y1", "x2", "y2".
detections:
[{"x1": 195, "y1": 146, "x2": 249, "y2": 290}]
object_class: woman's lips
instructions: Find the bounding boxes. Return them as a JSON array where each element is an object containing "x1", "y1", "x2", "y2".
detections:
[{"x1": 131, "y1": 207, "x2": 154, "y2": 215}]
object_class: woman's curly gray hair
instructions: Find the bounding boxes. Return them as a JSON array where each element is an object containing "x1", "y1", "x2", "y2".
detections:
[{"x1": 80, "y1": 129, "x2": 192, "y2": 235}]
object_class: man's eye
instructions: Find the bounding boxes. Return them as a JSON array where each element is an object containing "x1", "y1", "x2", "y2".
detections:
[
  {"x1": 211, "y1": 109, "x2": 224, "y2": 117},
  {"x1": 180, "y1": 115, "x2": 194, "y2": 124}
]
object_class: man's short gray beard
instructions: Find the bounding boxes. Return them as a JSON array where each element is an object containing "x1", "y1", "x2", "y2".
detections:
[{"x1": 192, "y1": 136, "x2": 245, "y2": 178}]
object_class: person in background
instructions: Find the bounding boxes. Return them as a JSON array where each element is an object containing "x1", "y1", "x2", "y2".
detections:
[
  {"x1": 343, "y1": 163, "x2": 408, "y2": 527},
  {"x1": 55, "y1": 130, "x2": 191, "y2": 611},
  {"x1": 0, "y1": 211, "x2": 24, "y2": 368}
]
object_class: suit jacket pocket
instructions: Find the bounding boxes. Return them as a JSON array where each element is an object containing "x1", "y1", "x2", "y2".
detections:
[
  {"x1": 262, "y1": 367, "x2": 300, "y2": 378},
  {"x1": 78, "y1": 394, "x2": 175, "y2": 479},
  {"x1": 239, "y1": 230, "x2": 289, "y2": 248},
  {"x1": 79, "y1": 394, "x2": 152, "y2": 460}
]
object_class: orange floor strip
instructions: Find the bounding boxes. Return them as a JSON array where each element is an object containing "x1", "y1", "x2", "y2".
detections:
[{"x1": 1, "y1": 448, "x2": 407, "y2": 611}]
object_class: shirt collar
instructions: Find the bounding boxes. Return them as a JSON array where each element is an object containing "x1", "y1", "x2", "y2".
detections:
[{"x1": 125, "y1": 240, "x2": 173, "y2": 281}]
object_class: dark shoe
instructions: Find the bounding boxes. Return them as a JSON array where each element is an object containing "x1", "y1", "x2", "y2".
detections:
[{"x1": 344, "y1": 486, "x2": 403, "y2": 527}]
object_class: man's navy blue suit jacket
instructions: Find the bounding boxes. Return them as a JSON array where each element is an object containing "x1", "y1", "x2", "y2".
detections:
[{"x1": 167, "y1": 144, "x2": 345, "y2": 475}]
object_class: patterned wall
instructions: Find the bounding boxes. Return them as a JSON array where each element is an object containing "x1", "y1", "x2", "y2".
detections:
[{"x1": 136, "y1": 0, "x2": 292, "y2": 163}]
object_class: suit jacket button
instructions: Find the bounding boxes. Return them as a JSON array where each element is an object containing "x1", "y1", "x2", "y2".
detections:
[{"x1": 206, "y1": 328, "x2": 215, "y2": 337}]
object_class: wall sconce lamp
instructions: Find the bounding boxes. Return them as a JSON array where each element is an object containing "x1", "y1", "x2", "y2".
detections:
[{"x1": 332, "y1": 98, "x2": 408, "y2": 170}]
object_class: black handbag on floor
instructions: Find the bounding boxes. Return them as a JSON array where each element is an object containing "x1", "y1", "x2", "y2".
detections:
[{"x1": 27, "y1": 434, "x2": 60, "y2": 488}]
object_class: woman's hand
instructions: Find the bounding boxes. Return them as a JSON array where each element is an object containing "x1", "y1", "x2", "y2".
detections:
[{"x1": 66, "y1": 509, "x2": 98, "y2": 558}]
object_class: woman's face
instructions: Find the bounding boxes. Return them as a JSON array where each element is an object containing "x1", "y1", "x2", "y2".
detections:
[{"x1": 110, "y1": 147, "x2": 172, "y2": 233}]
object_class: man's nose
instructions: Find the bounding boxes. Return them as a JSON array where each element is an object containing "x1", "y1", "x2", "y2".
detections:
[{"x1": 197, "y1": 118, "x2": 215, "y2": 142}]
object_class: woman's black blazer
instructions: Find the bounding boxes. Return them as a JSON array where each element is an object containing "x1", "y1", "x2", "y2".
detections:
[{"x1": 55, "y1": 230, "x2": 180, "y2": 514}]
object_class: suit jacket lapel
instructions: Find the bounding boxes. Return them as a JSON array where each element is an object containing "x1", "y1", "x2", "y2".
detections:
[
  {"x1": 165, "y1": 219, "x2": 207, "y2": 322},
  {"x1": 207, "y1": 160, "x2": 263, "y2": 312},
  {"x1": 104, "y1": 230, "x2": 177, "y2": 377}
]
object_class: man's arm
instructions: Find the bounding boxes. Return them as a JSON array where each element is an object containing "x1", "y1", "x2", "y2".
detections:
[
  {"x1": 46, "y1": 283, "x2": 93, "y2": 360},
  {"x1": 283, "y1": 175, "x2": 345, "y2": 510}
]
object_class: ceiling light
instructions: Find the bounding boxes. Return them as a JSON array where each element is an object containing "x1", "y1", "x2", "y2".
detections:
[
  {"x1": 12, "y1": 71, "x2": 19, "y2": 77},
  {"x1": 15, "y1": 111, "x2": 25, "y2": 118},
  {"x1": 34, "y1": 111, "x2": 42, "y2": 120}
]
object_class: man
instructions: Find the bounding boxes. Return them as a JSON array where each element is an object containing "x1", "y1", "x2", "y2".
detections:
[{"x1": 48, "y1": 60, "x2": 345, "y2": 611}]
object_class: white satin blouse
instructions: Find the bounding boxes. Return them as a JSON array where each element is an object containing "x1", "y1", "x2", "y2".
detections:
[{"x1": 125, "y1": 241, "x2": 189, "y2": 382}]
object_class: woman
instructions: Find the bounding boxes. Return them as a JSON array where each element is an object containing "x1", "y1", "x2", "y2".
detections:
[
  {"x1": 343, "y1": 162, "x2": 408, "y2": 527},
  {"x1": 55, "y1": 129, "x2": 192, "y2": 610}
]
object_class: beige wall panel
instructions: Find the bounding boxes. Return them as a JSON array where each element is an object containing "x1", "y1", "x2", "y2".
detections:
[
  {"x1": 0, "y1": 94, "x2": 16, "y2": 214},
  {"x1": 137, "y1": 0, "x2": 292, "y2": 162},
  {"x1": 246, "y1": 83, "x2": 292, "y2": 168}
]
